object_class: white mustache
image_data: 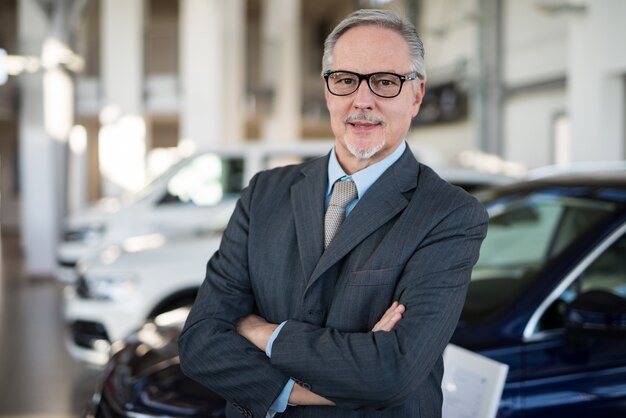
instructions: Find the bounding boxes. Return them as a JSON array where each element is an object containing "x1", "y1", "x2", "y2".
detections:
[{"x1": 344, "y1": 113, "x2": 383, "y2": 124}]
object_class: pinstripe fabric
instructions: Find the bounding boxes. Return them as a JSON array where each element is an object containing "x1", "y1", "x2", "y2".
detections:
[
  {"x1": 325, "y1": 179, "x2": 358, "y2": 248},
  {"x1": 179, "y1": 146, "x2": 489, "y2": 418}
]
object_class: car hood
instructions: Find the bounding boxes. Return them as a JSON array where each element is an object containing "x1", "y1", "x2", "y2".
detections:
[
  {"x1": 103, "y1": 314, "x2": 226, "y2": 417},
  {"x1": 81, "y1": 234, "x2": 222, "y2": 274}
]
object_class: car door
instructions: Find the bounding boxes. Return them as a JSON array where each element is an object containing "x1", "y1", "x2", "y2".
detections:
[{"x1": 519, "y1": 223, "x2": 626, "y2": 417}]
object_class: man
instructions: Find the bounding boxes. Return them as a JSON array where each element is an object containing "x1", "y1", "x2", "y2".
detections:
[{"x1": 179, "y1": 9, "x2": 488, "y2": 418}]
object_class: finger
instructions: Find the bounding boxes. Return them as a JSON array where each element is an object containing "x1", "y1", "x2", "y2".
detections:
[
  {"x1": 395, "y1": 303, "x2": 406, "y2": 315},
  {"x1": 379, "y1": 304, "x2": 405, "y2": 332},
  {"x1": 372, "y1": 303, "x2": 405, "y2": 332},
  {"x1": 372, "y1": 302, "x2": 398, "y2": 331},
  {"x1": 383, "y1": 301, "x2": 400, "y2": 318},
  {"x1": 374, "y1": 311, "x2": 403, "y2": 332}
]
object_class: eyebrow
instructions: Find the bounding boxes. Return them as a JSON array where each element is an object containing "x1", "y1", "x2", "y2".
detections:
[{"x1": 331, "y1": 69, "x2": 411, "y2": 74}]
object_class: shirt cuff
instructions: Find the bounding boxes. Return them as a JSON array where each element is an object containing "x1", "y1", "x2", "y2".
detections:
[
  {"x1": 265, "y1": 320, "x2": 287, "y2": 357},
  {"x1": 267, "y1": 378, "x2": 296, "y2": 416}
]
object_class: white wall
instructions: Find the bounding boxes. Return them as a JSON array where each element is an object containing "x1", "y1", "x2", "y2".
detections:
[
  {"x1": 501, "y1": 0, "x2": 568, "y2": 169},
  {"x1": 504, "y1": 89, "x2": 567, "y2": 168},
  {"x1": 420, "y1": 0, "x2": 479, "y2": 78},
  {"x1": 415, "y1": 0, "x2": 480, "y2": 160},
  {"x1": 568, "y1": 0, "x2": 626, "y2": 162},
  {"x1": 503, "y1": 0, "x2": 567, "y2": 86},
  {"x1": 409, "y1": 122, "x2": 476, "y2": 167}
]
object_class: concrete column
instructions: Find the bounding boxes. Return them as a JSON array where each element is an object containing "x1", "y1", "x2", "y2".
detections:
[
  {"x1": 180, "y1": 0, "x2": 240, "y2": 150},
  {"x1": 17, "y1": 0, "x2": 61, "y2": 275},
  {"x1": 223, "y1": 0, "x2": 246, "y2": 144},
  {"x1": 67, "y1": 125, "x2": 88, "y2": 216},
  {"x1": 477, "y1": 0, "x2": 503, "y2": 156},
  {"x1": 100, "y1": 0, "x2": 146, "y2": 195},
  {"x1": 568, "y1": 0, "x2": 626, "y2": 161},
  {"x1": 260, "y1": 0, "x2": 302, "y2": 143}
]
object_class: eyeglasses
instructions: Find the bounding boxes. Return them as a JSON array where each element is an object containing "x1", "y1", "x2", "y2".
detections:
[{"x1": 323, "y1": 70, "x2": 418, "y2": 98}]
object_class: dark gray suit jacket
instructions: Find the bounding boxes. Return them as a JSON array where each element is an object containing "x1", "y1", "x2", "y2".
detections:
[{"x1": 179, "y1": 146, "x2": 488, "y2": 418}]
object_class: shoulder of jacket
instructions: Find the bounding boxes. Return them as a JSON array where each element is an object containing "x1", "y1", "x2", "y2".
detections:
[{"x1": 416, "y1": 163, "x2": 484, "y2": 210}]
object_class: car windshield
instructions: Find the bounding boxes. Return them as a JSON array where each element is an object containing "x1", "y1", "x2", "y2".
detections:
[
  {"x1": 461, "y1": 186, "x2": 622, "y2": 323},
  {"x1": 160, "y1": 154, "x2": 244, "y2": 206}
]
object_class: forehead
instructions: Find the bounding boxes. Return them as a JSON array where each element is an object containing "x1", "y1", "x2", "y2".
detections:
[{"x1": 332, "y1": 25, "x2": 412, "y2": 73}]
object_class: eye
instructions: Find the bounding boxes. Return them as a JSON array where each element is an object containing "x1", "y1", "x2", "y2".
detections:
[
  {"x1": 373, "y1": 75, "x2": 399, "y2": 88},
  {"x1": 331, "y1": 73, "x2": 356, "y2": 86}
]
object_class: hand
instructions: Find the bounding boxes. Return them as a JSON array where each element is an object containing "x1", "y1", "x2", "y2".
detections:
[
  {"x1": 236, "y1": 316, "x2": 335, "y2": 408},
  {"x1": 372, "y1": 301, "x2": 405, "y2": 332},
  {"x1": 289, "y1": 382, "x2": 335, "y2": 406},
  {"x1": 236, "y1": 314, "x2": 278, "y2": 352}
]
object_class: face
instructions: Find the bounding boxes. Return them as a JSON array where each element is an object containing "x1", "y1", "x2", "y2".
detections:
[{"x1": 325, "y1": 25, "x2": 424, "y2": 173}]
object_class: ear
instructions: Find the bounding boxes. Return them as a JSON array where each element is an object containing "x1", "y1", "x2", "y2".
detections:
[{"x1": 411, "y1": 80, "x2": 425, "y2": 118}]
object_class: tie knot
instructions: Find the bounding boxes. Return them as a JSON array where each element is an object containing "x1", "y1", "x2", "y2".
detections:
[{"x1": 329, "y1": 179, "x2": 358, "y2": 208}]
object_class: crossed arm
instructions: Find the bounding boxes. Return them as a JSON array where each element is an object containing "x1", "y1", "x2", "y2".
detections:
[{"x1": 236, "y1": 301, "x2": 406, "y2": 406}]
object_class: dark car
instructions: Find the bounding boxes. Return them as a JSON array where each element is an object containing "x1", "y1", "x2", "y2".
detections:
[
  {"x1": 86, "y1": 172, "x2": 626, "y2": 418},
  {"x1": 84, "y1": 308, "x2": 227, "y2": 418}
]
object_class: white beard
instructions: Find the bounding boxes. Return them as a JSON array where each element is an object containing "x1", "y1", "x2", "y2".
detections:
[{"x1": 346, "y1": 138, "x2": 385, "y2": 160}]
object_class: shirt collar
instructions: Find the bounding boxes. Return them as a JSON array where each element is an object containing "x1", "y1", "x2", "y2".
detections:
[{"x1": 327, "y1": 141, "x2": 407, "y2": 199}]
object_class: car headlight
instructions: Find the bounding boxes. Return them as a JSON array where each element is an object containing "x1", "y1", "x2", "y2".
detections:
[
  {"x1": 81, "y1": 274, "x2": 137, "y2": 301},
  {"x1": 63, "y1": 223, "x2": 106, "y2": 244}
]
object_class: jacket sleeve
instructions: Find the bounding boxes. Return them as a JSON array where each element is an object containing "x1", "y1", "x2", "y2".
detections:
[
  {"x1": 178, "y1": 173, "x2": 290, "y2": 418},
  {"x1": 269, "y1": 199, "x2": 489, "y2": 410}
]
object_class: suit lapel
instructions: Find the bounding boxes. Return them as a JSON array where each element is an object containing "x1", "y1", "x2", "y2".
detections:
[
  {"x1": 306, "y1": 148, "x2": 420, "y2": 291},
  {"x1": 291, "y1": 156, "x2": 328, "y2": 283}
]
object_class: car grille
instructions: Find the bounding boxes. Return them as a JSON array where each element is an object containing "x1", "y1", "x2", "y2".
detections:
[
  {"x1": 71, "y1": 320, "x2": 110, "y2": 349},
  {"x1": 57, "y1": 258, "x2": 77, "y2": 268},
  {"x1": 63, "y1": 230, "x2": 85, "y2": 242}
]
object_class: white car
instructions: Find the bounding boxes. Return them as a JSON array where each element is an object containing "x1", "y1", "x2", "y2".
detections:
[
  {"x1": 56, "y1": 142, "x2": 335, "y2": 283},
  {"x1": 63, "y1": 142, "x2": 336, "y2": 365},
  {"x1": 64, "y1": 232, "x2": 222, "y2": 365}
]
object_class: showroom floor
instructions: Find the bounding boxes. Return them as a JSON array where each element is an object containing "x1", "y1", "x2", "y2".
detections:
[{"x1": 0, "y1": 232, "x2": 101, "y2": 417}]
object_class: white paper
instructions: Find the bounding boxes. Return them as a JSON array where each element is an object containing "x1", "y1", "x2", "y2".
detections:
[{"x1": 442, "y1": 344, "x2": 509, "y2": 418}]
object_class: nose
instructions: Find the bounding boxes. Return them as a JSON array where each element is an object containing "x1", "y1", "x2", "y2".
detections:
[{"x1": 353, "y1": 79, "x2": 376, "y2": 110}]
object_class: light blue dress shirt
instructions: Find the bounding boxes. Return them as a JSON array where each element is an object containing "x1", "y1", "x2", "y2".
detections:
[{"x1": 265, "y1": 141, "x2": 407, "y2": 416}]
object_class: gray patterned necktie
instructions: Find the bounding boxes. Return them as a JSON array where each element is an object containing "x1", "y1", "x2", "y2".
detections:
[{"x1": 324, "y1": 179, "x2": 358, "y2": 248}]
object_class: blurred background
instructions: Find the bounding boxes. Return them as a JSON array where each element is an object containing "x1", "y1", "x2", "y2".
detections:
[
  {"x1": 0, "y1": 0, "x2": 625, "y2": 416},
  {"x1": 2, "y1": 0, "x2": 625, "y2": 276}
]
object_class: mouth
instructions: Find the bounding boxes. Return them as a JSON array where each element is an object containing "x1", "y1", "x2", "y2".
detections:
[
  {"x1": 349, "y1": 121, "x2": 379, "y2": 128},
  {"x1": 345, "y1": 115, "x2": 383, "y2": 131},
  {"x1": 347, "y1": 121, "x2": 381, "y2": 134}
]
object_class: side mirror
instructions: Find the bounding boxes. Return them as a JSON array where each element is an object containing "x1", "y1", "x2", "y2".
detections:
[{"x1": 565, "y1": 289, "x2": 626, "y2": 338}]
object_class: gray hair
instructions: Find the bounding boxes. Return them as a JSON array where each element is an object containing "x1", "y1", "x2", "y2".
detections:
[{"x1": 321, "y1": 9, "x2": 426, "y2": 81}]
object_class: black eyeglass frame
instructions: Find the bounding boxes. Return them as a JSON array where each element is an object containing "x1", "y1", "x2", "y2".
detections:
[{"x1": 323, "y1": 70, "x2": 419, "y2": 98}]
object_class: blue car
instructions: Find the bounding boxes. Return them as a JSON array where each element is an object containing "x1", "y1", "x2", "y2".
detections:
[
  {"x1": 453, "y1": 173, "x2": 626, "y2": 417},
  {"x1": 85, "y1": 172, "x2": 626, "y2": 417}
]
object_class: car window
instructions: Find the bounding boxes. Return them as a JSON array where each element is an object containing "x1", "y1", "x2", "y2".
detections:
[
  {"x1": 462, "y1": 189, "x2": 617, "y2": 323},
  {"x1": 159, "y1": 154, "x2": 244, "y2": 206},
  {"x1": 537, "y1": 231, "x2": 626, "y2": 332}
]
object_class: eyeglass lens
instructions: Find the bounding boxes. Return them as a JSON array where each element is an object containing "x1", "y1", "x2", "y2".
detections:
[{"x1": 327, "y1": 72, "x2": 403, "y2": 97}]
